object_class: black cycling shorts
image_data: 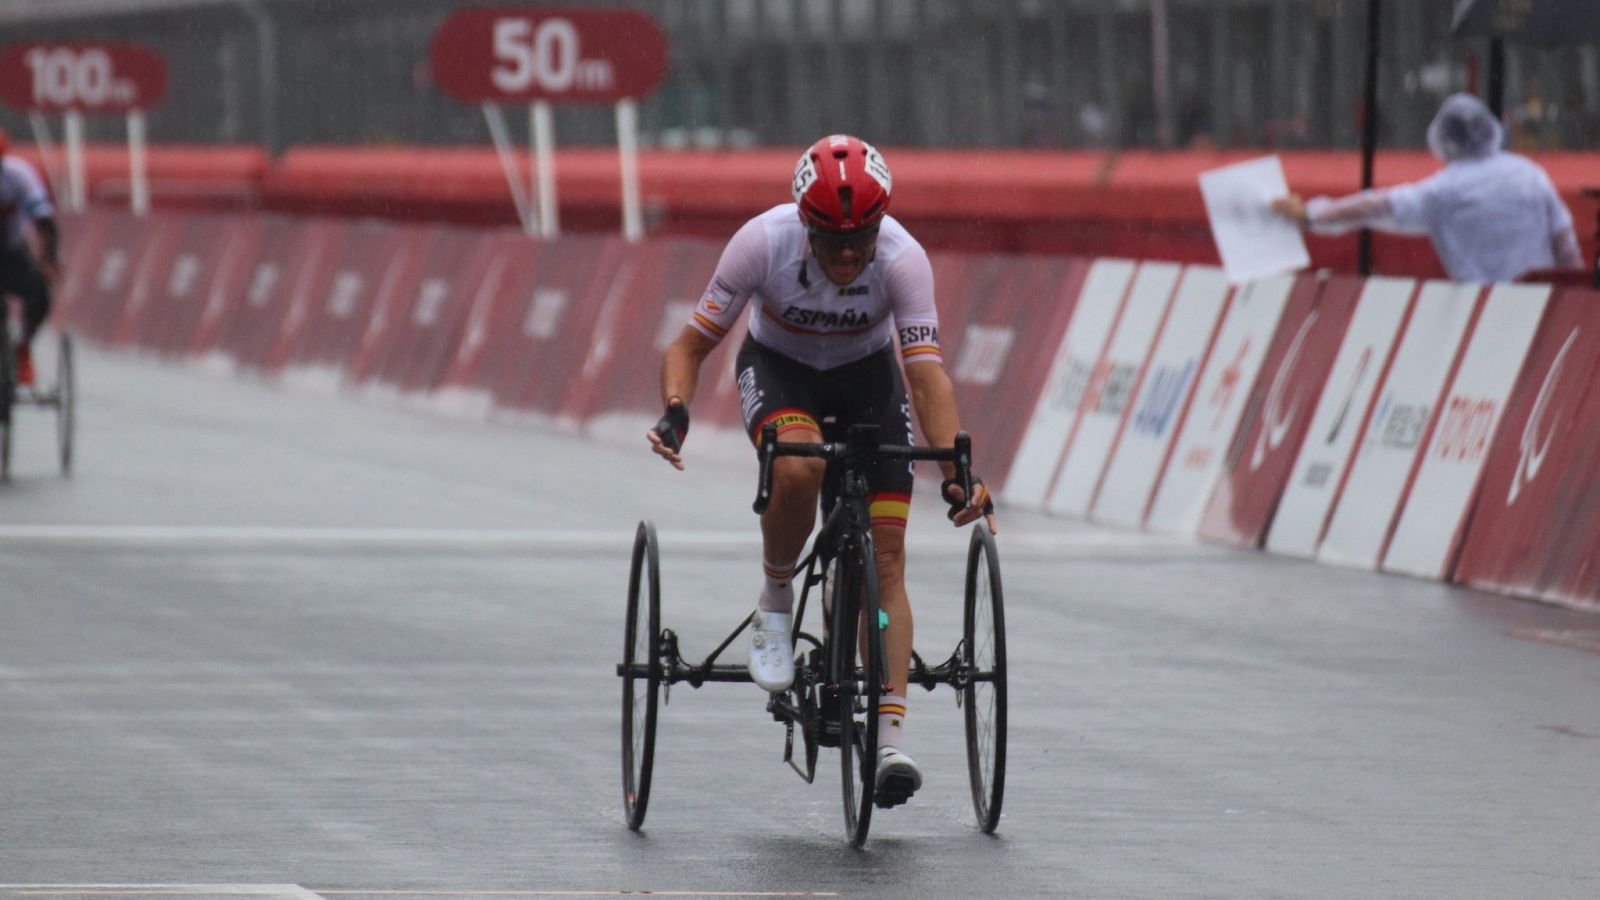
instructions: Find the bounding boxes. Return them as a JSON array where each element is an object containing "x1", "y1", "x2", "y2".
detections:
[
  {"x1": 0, "y1": 248, "x2": 50, "y2": 341},
  {"x1": 735, "y1": 336, "x2": 914, "y2": 527}
]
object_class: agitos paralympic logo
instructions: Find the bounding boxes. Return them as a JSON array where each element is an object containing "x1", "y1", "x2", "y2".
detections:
[{"x1": 1507, "y1": 328, "x2": 1578, "y2": 506}]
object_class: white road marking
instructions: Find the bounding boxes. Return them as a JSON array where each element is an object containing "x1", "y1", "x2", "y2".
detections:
[
  {"x1": 0, "y1": 524, "x2": 1192, "y2": 553},
  {"x1": 0, "y1": 887, "x2": 325, "y2": 900}
]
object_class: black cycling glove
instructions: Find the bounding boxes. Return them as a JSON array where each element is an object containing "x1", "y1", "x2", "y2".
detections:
[
  {"x1": 652, "y1": 401, "x2": 690, "y2": 453},
  {"x1": 941, "y1": 476, "x2": 994, "y2": 521}
]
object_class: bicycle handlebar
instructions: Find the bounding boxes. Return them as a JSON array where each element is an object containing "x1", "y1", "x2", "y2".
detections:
[{"x1": 752, "y1": 422, "x2": 972, "y2": 515}]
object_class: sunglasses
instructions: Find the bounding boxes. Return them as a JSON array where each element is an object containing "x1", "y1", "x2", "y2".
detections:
[{"x1": 809, "y1": 228, "x2": 879, "y2": 255}]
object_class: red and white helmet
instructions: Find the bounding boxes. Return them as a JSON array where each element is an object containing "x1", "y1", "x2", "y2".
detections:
[{"x1": 791, "y1": 134, "x2": 892, "y2": 234}]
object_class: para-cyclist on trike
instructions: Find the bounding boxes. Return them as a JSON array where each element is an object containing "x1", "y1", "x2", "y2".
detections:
[{"x1": 647, "y1": 133, "x2": 997, "y2": 810}]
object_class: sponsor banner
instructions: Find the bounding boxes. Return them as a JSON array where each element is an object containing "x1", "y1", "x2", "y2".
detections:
[
  {"x1": 446, "y1": 233, "x2": 624, "y2": 416},
  {"x1": 949, "y1": 255, "x2": 1088, "y2": 492},
  {"x1": 1454, "y1": 289, "x2": 1600, "y2": 603},
  {"x1": 209, "y1": 217, "x2": 343, "y2": 371},
  {"x1": 115, "y1": 212, "x2": 241, "y2": 355},
  {"x1": 349, "y1": 227, "x2": 496, "y2": 391},
  {"x1": 1265, "y1": 277, "x2": 1416, "y2": 557},
  {"x1": 1091, "y1": 266, "x2": 1230, "y2": 527},
  {"x1": 1143, "y1": 274, "x2": 1294, "y2": 534},
  {"x1": 1384, "y1": 284, "x2": 1552, "y2": 579},
  {"x1": 1317, "y1": 280, "x2": 1482, "y2": 568},
  {"x1": 1196, "y1": 274, "x2": 1362, "y2": 547},
  {"x1": 561, "y1": 238, "x2": 727, "y2": 422},
  {"x1": 275, "y1": 220, "x2": 416, "y2": 373},
  {"x1": 1044, "y1": 262, "x2": 1181, "y2": 517},
  {"x1": 1001, "y1": 258, "x2": 1136, "y2": 509},
  {"x1": 66, "y1": 210, "x2": 175, "y2": 342}
]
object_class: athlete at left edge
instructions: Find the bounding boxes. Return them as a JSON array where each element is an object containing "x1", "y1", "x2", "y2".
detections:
[
  {"x1": 0, "y1": 128, "x2": 62, "y2": 387},
  {"x1": 646, "y1": 134, "x2": 998, "y2": 809}
]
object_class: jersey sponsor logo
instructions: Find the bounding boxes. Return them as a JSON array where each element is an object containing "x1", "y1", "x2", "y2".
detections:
[
  {"x1": 1131, "y1": 361, "x2": 1195, "y2": 438},
  {"x1": 702, "y1": 279, "x2": 734, "y2": 313},
  {"x1": 738, "y1": 365, "x2": 763, "y2": 426},
  {"x1": 898, "y1": 323, "x2": 939, "y2": 348},
  {"x1": 837, "y1": 285, "x2": 869, "y2": 297},
  {"x1": 782, "y1": 305, "x2": 871, "y2": 330},
  {"x1": 1508, "y1": 328, "x2": 1577, "y2": 506},
  {"x1": 1250, "y1": 311, "x2": 1317, "y2": 471}
]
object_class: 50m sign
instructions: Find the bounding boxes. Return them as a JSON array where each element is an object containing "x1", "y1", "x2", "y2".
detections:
[
  {"x1": 0, "y1": 41, "x2": 167, "y2": 112},
  {"x1": 431, "y1": 8, "x2": 668, "y2": 104}
]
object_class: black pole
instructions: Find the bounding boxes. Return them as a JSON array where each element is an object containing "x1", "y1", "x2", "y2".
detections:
[
  {"x1": 1358, "y1": 0, "x2": 1382, "y2": 277},
  {"x1": 1487, "y1": 38, "x2": 1506, "y2": 118}
]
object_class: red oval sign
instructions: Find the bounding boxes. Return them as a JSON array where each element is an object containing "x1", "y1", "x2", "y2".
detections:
[
  {"x1": 431, "y1": 7, "x2": 669, "y2": 104},
  {"x1": 0, "y1": 41, "x2": 168, "y2": 113}
]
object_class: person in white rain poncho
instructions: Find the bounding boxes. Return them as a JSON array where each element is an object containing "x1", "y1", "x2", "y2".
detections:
[{"x1": 1273, "y1": 93, "x2": 1583, "y2": 284}]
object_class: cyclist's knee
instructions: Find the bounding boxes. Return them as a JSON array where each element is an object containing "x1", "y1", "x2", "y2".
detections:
[
  {"x1": 873, "y1": 529, "x2": 907, "y2": 586},
  {"x1": 772, "y1": 456, "x2": 826, "y2": 500}
]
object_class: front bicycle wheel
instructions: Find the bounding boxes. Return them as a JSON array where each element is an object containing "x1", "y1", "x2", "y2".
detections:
[
  {"x1": 833, "y1": 532, "x2": 883, "y2": 847},
  {"x1": 621, "y1": 520, "x2": 662, "y2": 831},
  {"x1": 963, "y1": 526, "x2": 1008, "y2": 833},
  {"x1": 56, "y1": 332, "x2": 74, "y2": 475}
]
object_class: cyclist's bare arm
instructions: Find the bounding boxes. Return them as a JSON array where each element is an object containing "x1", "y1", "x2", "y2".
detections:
[
  {"x1": 647, "y1": 326, "x2": 721, "y2": 469},
  {"x1": 904, "y1": 360, "x2": 997, "y2": 532}
]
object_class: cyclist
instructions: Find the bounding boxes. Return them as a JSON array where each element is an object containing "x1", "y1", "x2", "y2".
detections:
[
  {"x1": 0, "y1": 128, "x2": 61, "y2": 387},
  {"x1": 646, "y1": 134, "x2": 997, "y2": 809}
]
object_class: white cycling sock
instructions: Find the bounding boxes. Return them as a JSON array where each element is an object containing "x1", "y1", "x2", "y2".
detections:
[
  {"x1": 759, "y1": 557, "x2": 797, "y2": 614},
  {"x1": 878, "y1": 694, "x2": 907, "y2": 750}
]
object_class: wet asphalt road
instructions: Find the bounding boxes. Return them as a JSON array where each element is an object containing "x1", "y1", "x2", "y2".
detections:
[{"x1": 1, "y1": 345, "x2": 1598, "y2": 899}]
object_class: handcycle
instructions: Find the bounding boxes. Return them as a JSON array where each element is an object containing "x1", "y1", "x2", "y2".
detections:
[
  {"x1": 0, "y1": 302, "x2": 75, "y2": 481},
  {"x1": 618, "y1": 422, "x2": 1007, "y2": 847}
]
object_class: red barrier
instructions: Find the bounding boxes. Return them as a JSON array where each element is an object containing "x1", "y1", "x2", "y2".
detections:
[
  {"x1": 115, "y1": 212, "x2": 240, "y2": 355},
  {"x1": 443, "y1": 233, "x2": 626, "y2": 417},
  {"x1": 1453, "y1": 288, "x2": 1600, "y2": 608},
  {"x1": 346, "y1": 228, "x2": 496, "y2": 392},
  {"x1": 949, "y1": 256, "x2": 1090, "y2": 491},
  {"x1": 1196, "y1": 274, "x2": 1362, "y2": 547},
  {"x1": 208, "y1": 218, "x2": 344, "y2": 371},
  {"x1": 60, "y1": 210, "x2": 168, "y2": 342},
  {"x1": 559, "y1": 238, "x2": 727, "y2": 423},
  {"x1": 54, "y1": 210, "x2": 115, "y2": 326},
  {"x1": 271, "y1": 220, "x2": 415, "y2": 373}
]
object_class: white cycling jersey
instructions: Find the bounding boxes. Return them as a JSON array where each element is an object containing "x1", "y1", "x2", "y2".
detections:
[
  {"x1": 687, "y1": 204, "x2": 942, "y2": 371},
  {"x1": 0, "y1": 156, "x2": 54, "y2": 253}
]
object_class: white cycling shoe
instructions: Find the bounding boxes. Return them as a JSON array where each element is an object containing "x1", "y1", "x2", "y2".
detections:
[
  {"x1": 874, "y1": 746, "x2": 923, "y2": 809},
  {"x1": 747, "y1": 610, "x2": 795, "y2": 692}
]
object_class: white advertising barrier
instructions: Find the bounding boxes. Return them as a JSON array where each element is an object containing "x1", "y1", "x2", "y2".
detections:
[
  {"x1": 1265, "y1": 277, "x2": 1416, "y2": 557},
  {"x1": 1317, "y1": 280, "x2": 1482, "y2": 568},
  {"x1": 1045, "y1": 262, "x2": 1182, "y2": 517},
  {"x1": 1382, "y1": 283, "x2": 1552, "y2": 579},
  {"x1": 1002, "y1": 258, "x2": 1136, "y2": 509},
  {"x1": 1144, "y1": 274, "x2": 1293, "y2": 534},
  {"x1": 1091, "y1": 266, "x2": 1230, "y2": 527}
]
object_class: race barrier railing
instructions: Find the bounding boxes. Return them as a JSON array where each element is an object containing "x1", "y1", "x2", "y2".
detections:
[{"x1": 55, "y1": 208, "x2": 1600, "y2": 611}]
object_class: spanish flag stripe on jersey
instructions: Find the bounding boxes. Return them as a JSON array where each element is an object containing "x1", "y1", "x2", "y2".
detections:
[
  {"x1": 869, "y1": 491, "x2": 912, "y2": 529},
  {"x1": 692, "y1": 312, "x2": 728, "y2": 337},
  {"x1": 900, "y1": 345, "x2": 942, "y2": 362}
]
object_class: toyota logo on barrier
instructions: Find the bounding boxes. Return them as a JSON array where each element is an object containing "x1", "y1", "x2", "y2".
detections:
[
  {"x1": 1507, "y1": 328, "x2": 1578, "y2": 506},
  {"x1": 1250, "y1": 311, "x2": 1317, "y2": 471}
]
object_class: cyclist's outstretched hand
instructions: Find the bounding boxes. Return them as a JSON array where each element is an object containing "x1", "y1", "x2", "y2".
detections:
[
  {"x1": 942, "y1": 477, "x2": 998, "y2": 534},
  {"x1": 646, "y1": 400, "x2": 689, "y2": 471}
]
